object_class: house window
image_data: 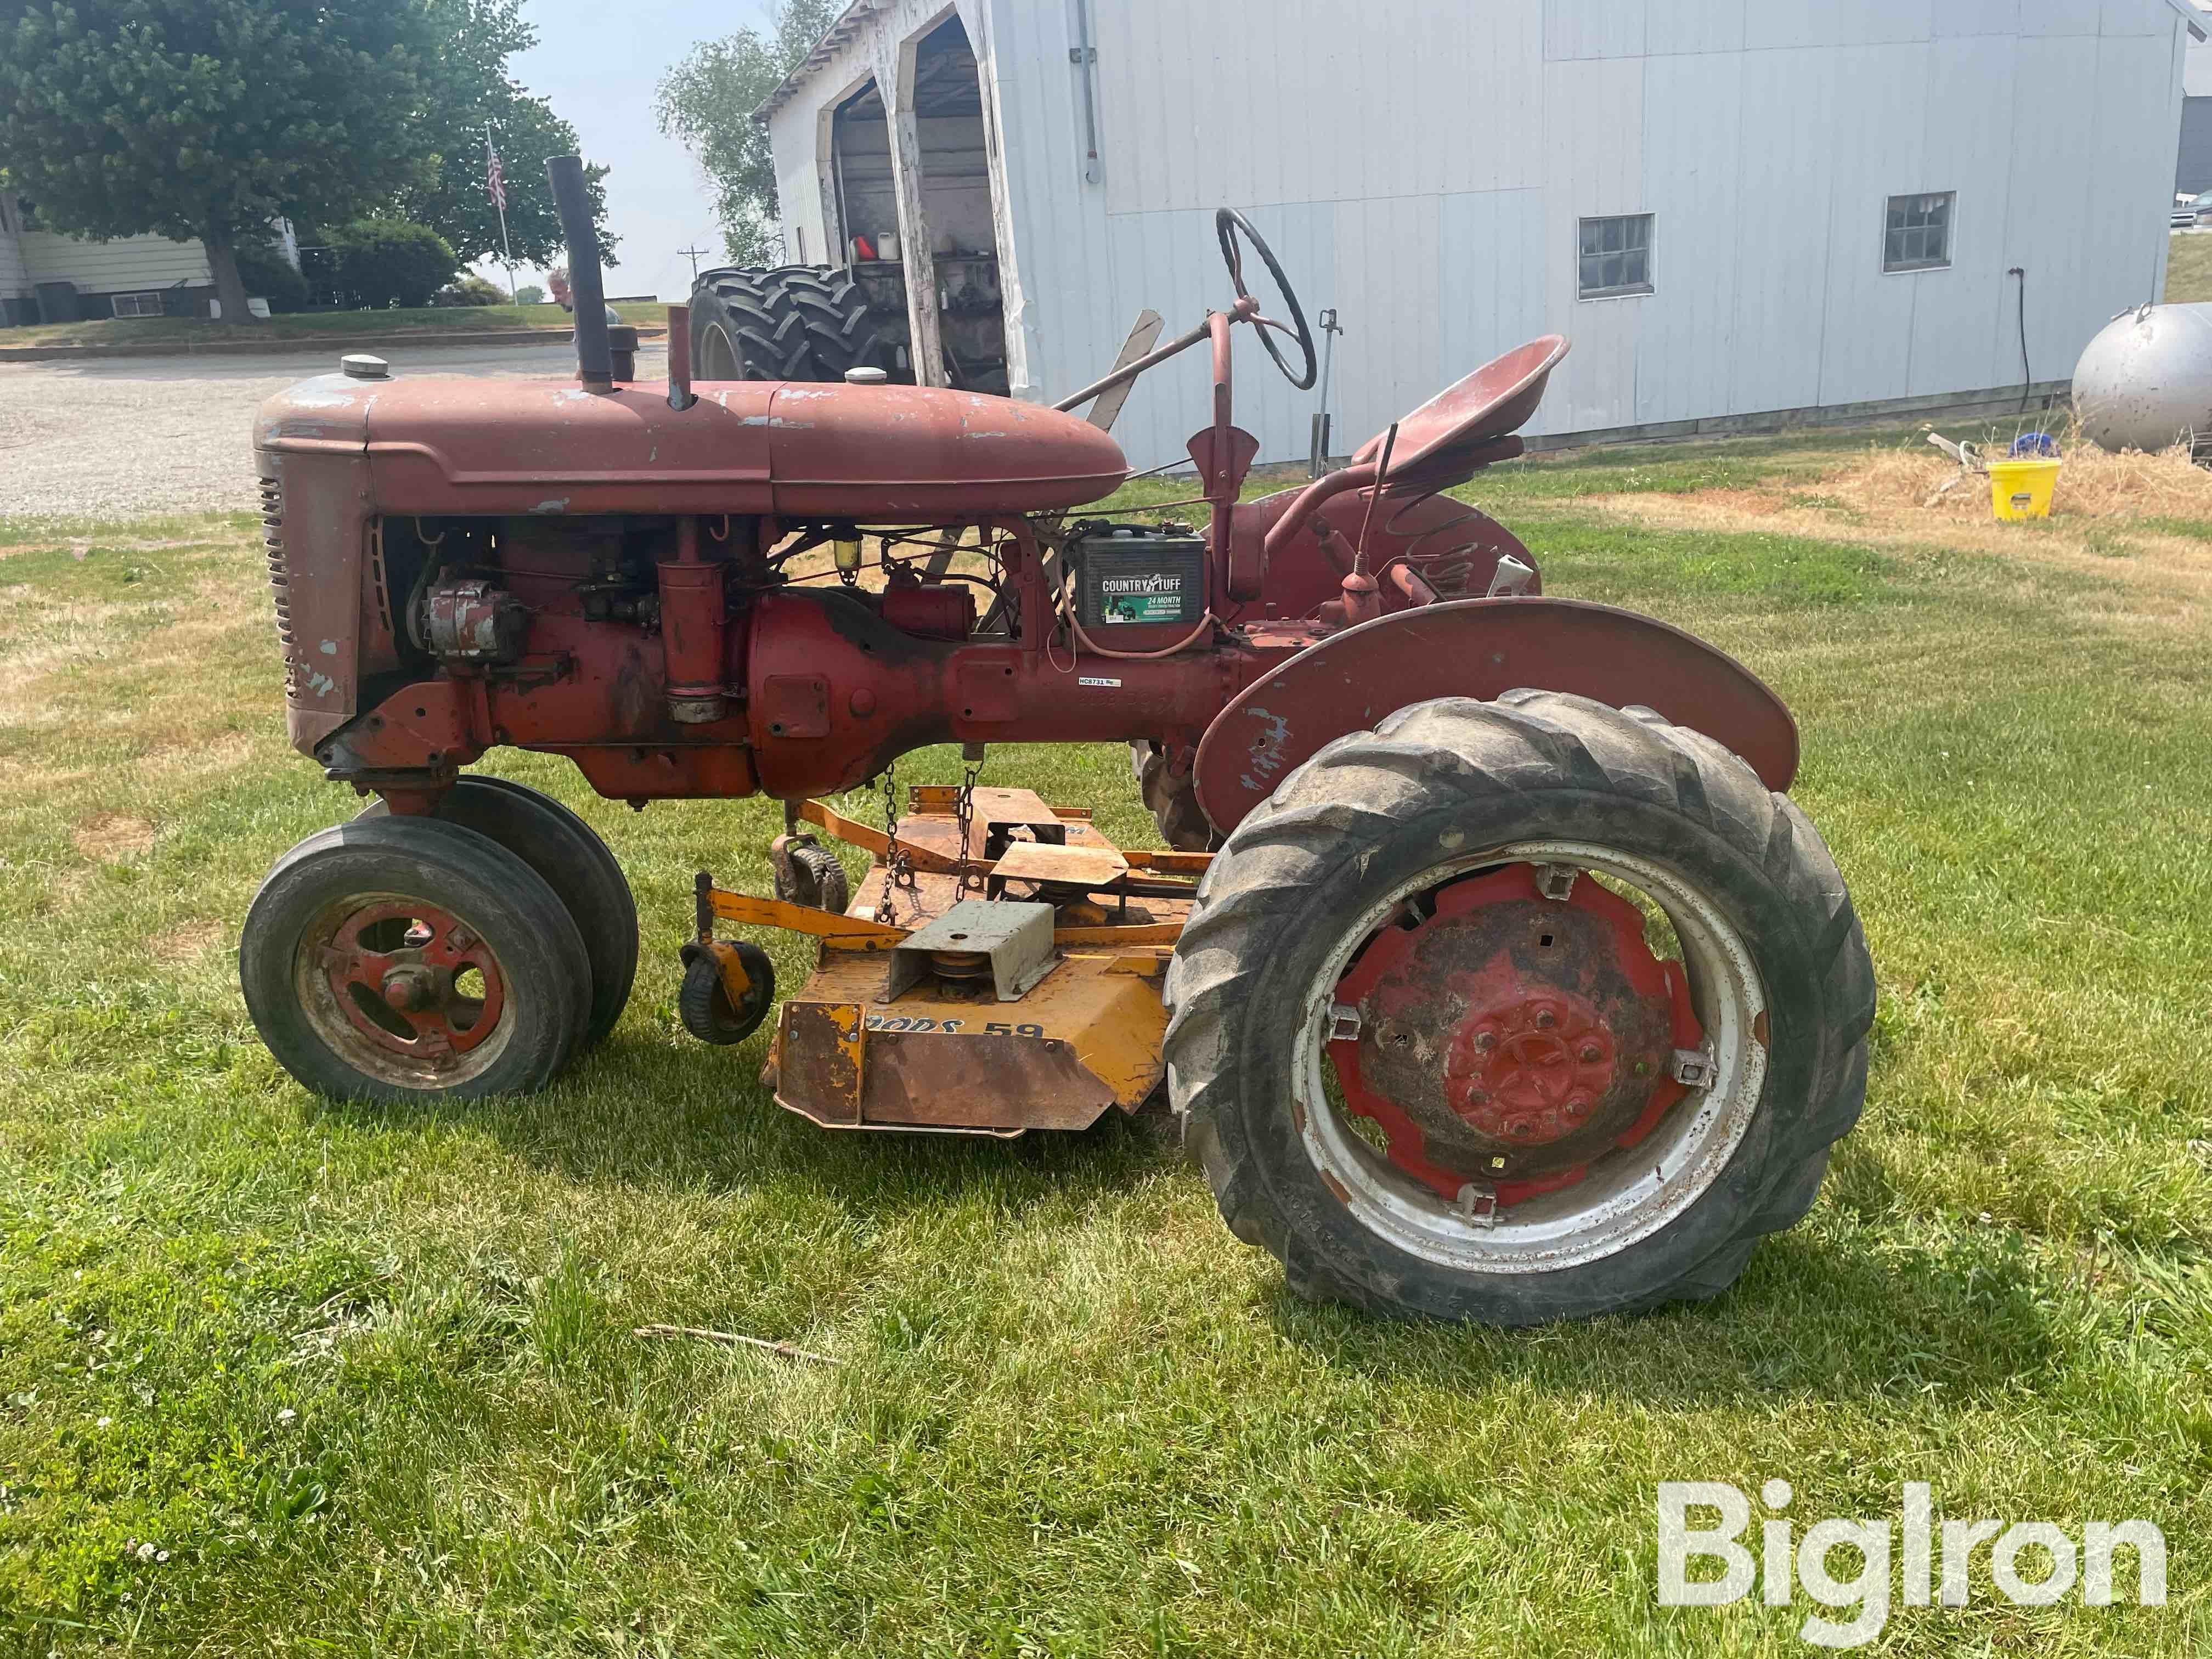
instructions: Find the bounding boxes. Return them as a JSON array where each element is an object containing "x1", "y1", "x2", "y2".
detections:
[
  {"x1": 111, "y1": 292, "x2": 165, "y2": 318},
  {"x1": 1578, "y1": 215, "x2": 1654, "y2": 299},
  {"x1": 1883, "y1": 192, "x2": 1954, "y2": 273}
]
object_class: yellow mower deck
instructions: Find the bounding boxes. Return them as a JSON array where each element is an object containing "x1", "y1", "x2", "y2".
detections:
[{"x1": 702, "y1": 788, "x2": 1200, "y2": 1137}]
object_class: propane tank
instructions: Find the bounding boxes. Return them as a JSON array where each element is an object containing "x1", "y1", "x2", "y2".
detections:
[{"x1": 2072, "y1": 302, "x2": 2212, "y2": 455}]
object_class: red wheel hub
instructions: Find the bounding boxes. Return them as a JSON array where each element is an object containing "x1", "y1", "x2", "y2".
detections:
[
  {"x1": 1329, "y1": 864, "x2": 1703, "y2": 1205},
  {"x1": 1447, "y1": 981, "x2": 1616, "y2": 1144},
  {"x1": 318, "y1": 901, "x2": 505, "y2": 1069}
]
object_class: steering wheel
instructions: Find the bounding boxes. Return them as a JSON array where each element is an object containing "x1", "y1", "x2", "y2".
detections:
[{"x1": 1216, "y1": 207, "x2": 1318, "y2": 391}]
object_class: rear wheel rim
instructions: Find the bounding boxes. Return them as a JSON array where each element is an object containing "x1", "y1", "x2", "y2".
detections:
[
  {"x1": 294, "y1": 893, "x2": 515, "y2": 1089},
  {"x1": 1293, "y1": 840, "x2": 1767, "y2": 1273}
]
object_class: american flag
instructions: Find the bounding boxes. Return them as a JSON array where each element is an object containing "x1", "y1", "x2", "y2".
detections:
[{"x1": 484, "y1": 139, "x2": 506, "y2": 211}]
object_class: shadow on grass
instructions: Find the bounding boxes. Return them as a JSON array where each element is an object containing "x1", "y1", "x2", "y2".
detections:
[
  {"x1": 1261, "y1": 1217, "x2": 2062, "y2": 1409},
  {"x1": 301, "y1": 1027, "x2": 1179, "y2": 1221},
  {"x1": 303, "y1": 1028, "x2": 2059, "y2": 1410}
]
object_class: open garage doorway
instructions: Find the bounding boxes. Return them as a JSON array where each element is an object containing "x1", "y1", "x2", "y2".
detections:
[{"x1": 826, "y1": 13, "x2": 1008, "y2": 392}]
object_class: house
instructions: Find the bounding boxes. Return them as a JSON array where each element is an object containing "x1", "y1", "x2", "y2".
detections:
[
  {"x1": 0, "y1": 191, "x2": 217, "y2": 326},
  {"x1": 761, "y1": 0, "x2": 2207, "y2": 470}
]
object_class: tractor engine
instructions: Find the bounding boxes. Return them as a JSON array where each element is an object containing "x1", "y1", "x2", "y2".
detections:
[{"x1": 250, "y1": 362, "x2": 1289, "y2": 809}]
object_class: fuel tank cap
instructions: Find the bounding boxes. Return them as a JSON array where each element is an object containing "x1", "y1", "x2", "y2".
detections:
[
  {"x1": 843, "y1": 366, "x2": 888, "y2": 385},
  {"x1": 340, "y1": 353, "x2": 391, "y2": 380}
]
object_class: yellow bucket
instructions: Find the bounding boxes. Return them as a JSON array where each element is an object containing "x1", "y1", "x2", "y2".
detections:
[{"x1": 1988, "y1": 457, "x2": 2061, "y2": 521}]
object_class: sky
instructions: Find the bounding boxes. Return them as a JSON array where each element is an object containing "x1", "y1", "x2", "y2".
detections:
[{"x1": 475, "y1": 0, "x2": 781, "y2": 301}]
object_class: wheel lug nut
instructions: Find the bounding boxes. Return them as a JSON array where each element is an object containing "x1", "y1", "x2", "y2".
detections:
[
  {"x1": 1580, "y1": 1045, "x2": 1602, "y2": 1063},
  {"x1": 1534, "y1": 1009, "x2": 1555, "y2": 1028},
  {"x1": 1474, "y1": 1032, "x2": 1495, "y2": 1051}
]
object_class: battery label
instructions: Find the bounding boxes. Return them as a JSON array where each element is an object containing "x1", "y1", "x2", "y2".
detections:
[{"x1": 1098, "y1": 572, "x2": 1186, "y2": 623}]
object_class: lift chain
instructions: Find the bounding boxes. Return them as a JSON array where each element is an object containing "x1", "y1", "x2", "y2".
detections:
[
  {"x1": 952, "y1": 749, "x2": 986, "y2": 894},
  {"x1": 874, "y1": 759, "x2": 918, "y2": 926}
]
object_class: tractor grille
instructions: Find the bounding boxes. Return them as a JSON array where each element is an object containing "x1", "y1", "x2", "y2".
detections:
[{"x1": 260, "y1": 476, "x2": 303, "y2": 702}]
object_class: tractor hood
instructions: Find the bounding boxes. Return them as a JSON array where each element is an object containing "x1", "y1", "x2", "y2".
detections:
[{"x1": 255, "y1": 373, "x2": 1130, "y2": 519}]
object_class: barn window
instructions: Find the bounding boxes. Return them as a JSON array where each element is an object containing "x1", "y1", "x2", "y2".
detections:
[
  {"x1": 1883, "y1": 193, "x2": 1954, "y2": 273},
  {"x1": 111, "y1": 292, "x2": 165, "y2": 318},
  {"x1": 1578, "y1": 215, "x2": 1653, "y2": 300}
]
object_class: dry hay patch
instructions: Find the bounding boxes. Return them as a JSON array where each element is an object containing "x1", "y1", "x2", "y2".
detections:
[
  {"x1": 136, "y1": 728, "x2": 261, "y2": 783},
  {"x1": 150, "y1": 918, "x2": 228, "y2": 966},
  {"x1": 72, "y1": 812, "x2": 155, "y2": 862},
  {"x1": 1581, "y1": 436, "x2": 2212, "y2": 616}
]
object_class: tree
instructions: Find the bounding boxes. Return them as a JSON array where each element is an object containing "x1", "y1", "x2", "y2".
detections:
[
  {"x1": 656, "y1": 0, "x2": 841, "y2": 266},
  {"x1": 433, "y1": 272, "x2": 506, "y2": 306},
  {"x1": 513, "y1": 283, "x2": 545, "y2": 306},
  {"x1": 233, "y1": 238, "x2": 309, "y2": 313},
  {"x1": 395, "y1": 0, "x2": 617, "y2": 269},
  {"x1": 0, "y1": 0, "x2": 437, "y2": 325},
  {"x1": 329, "y1": 217, "x2": 458, "y2": 309}
]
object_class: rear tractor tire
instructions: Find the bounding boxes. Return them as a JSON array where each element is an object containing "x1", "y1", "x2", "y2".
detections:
[
  {"x1": 240, "y1": 817, "x2": 593, "y2": 1103},
  {"x1": 1164, "y1": 691, "x2": 1875, "y2": 1325},
  {"x1": 689, "y1": 264, "x2": 901, "y2": 383}
]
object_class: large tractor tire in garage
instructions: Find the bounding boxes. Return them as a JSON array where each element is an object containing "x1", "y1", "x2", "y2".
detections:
[{"x1": 689, "y1": 264, "x2": 904, "y2": 383}]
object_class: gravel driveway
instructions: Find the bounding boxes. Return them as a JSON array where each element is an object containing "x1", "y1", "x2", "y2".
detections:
[{"x1": 0, "y1": 339, "x2": 668, "y2": 525}]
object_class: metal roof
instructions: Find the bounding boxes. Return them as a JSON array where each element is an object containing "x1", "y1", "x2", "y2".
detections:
[{"x1": 756, "y1": 1, "x2": 880, "y2": 123}]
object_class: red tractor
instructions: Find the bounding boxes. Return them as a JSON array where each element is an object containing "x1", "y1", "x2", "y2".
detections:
[{"x1": 242, "y1": 159, "x2": 1872, "y2": 1324}]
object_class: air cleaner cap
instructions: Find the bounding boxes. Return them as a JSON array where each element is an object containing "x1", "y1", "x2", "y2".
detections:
[
  {"x1": 844, "y1": 366, "x2": 888, "y2": 385},
  {"x1": 340, "y1": 353, "x2": 391, "y2": 381}
]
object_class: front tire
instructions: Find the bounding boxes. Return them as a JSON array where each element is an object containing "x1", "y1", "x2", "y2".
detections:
[
  {"x1": 1163, "y1": 691, "x2": 1874, "y2": 1325},
  {"x1": 241, "y1": 818, "x2": 593, "y2": 1103},
  {"x1": 360, "y1": 776, "x2": 637, "y2": 1051}
]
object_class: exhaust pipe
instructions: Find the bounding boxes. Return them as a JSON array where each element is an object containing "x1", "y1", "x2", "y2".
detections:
[
  {"x1": 545, "y1": 155, "x2": 612, "y2": 391},
  {"x1": 665, "y1": 303, "x2": 695, "y2": 411}
]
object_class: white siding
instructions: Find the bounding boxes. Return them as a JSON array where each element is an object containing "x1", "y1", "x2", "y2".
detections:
[
  {"x1": 0, "y1": 213, "x2": 28, "y2": 300},
  {"x1": 20, "y1": 230, "x2": 210, "y2": 294},
  {"x1": 771, "y1": 0, "x2": 2193, "y2": 469}
]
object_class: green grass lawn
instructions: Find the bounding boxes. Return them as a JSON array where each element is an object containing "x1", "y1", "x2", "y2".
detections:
[
  {"x1": 2, "y1": 441, "x2": 2209, "y2": 1654},
  {"x1": 0, "y1": 301, "x2": 668, "y2": 349}
]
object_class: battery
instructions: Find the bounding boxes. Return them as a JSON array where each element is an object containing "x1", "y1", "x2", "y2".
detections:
[{"x1": 1070, "y1": 522, "x2": 1207, "y2": 638}]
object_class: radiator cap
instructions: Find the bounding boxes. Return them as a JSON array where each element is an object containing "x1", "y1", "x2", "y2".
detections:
[
  {"x1": 340, "y1": 353, "x2": 391, "y2": 381},
  {"x1": 843, "y1": 365, "x2": 888, "y2": 385}
]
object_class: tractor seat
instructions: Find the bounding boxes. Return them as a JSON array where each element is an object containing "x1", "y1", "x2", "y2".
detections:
[{"x1": 1352, "y1": 335, "x2": 1571, "y2": 484}]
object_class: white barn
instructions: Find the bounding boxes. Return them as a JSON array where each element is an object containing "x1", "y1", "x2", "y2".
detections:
[{"x1": 763, "y1": 0, "x2": 2204, "y2": 471}]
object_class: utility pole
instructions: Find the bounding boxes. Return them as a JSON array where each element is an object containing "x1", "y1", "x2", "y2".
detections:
[{"x1": 678, "y1": 245, "x2": 711, "y2": 284}]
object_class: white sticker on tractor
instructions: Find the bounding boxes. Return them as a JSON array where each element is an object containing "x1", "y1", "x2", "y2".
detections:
[{"x1": 1079, "y1": 676, "x2": 1122, "y2": 688}]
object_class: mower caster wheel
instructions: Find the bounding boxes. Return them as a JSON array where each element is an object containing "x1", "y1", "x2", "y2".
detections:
[
  {"x1": 360, "y1": 776, "x2": 637, "y2": 1051},
  {"x1": 772, "y1": 839, "x2": 851, "y2": 915},
  {"x1": 240, "y1": 817, "x2": 592, "y2": 1103},
  {"x1": 679, "y1": 941, "x2": 776, "y2": 1046},
  {"x1": 1166, "y1": 691, "x2": 1875, "y2": 1326}
]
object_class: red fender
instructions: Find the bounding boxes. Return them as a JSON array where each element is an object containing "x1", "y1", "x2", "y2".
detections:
[{"x1": 1194, "y1": 598, "x2": 1799, "y2": 834}]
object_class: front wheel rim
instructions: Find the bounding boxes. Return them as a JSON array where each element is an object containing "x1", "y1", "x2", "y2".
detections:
[
  {"x1": 1293, "y1": 840, "x2": 1768, "y2": 1274},
  {"x1": 293, "y1": 892, "x2": 516, "y2": 1089}
]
